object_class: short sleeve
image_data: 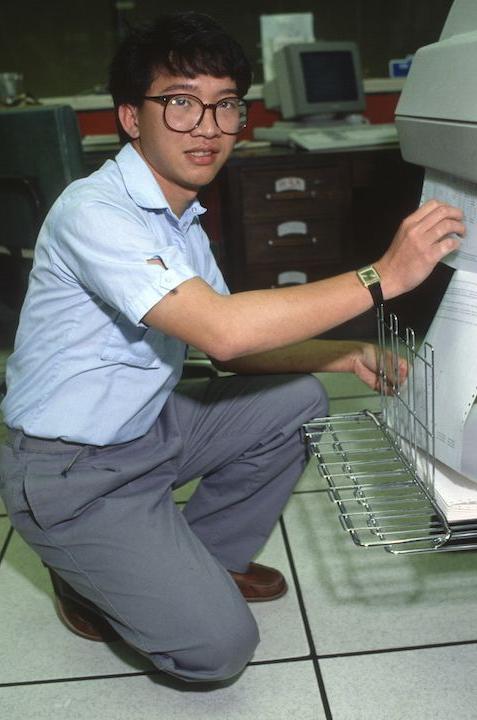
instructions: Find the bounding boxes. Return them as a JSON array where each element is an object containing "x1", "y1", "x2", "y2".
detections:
[{"x1": 48, "y1": 194, "x2": 199, "y2": 325}]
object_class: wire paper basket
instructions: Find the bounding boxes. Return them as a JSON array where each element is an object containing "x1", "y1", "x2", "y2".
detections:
[{"x1": 304, "y1": 307, "x2": 477, "y2": 554}]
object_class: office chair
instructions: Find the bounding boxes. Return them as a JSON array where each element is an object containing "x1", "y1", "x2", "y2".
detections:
[{"x1": 0, "y1": 104, "x2": 84, "y2": 313}]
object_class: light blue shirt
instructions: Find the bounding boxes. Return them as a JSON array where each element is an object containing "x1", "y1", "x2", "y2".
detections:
[{"x1": 2, "y1": 143, "x2": 229, "y2": 444}]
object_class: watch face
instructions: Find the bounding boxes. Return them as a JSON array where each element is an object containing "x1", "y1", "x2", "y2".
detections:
[{"x1": 359, "y1": 266, "x2": 380, "y2": 287}]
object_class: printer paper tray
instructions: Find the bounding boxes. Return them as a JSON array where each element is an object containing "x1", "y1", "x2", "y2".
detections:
[{"x1": 304, "y1": 410, "x2": 477, "y2": 554}]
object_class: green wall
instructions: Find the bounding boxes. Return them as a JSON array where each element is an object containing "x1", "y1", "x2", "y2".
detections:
[{"x1": 0, "y1": 0, "x2": 453, "y2": 98}]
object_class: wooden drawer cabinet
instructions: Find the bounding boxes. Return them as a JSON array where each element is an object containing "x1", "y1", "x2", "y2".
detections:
[{"x1": 220, "y1": 149, "x2": 353, "y2": 292}]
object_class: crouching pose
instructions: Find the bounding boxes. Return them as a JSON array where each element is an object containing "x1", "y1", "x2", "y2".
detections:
[{"x1": 0, "y1": 11, "x2": 463, "y2": 683}]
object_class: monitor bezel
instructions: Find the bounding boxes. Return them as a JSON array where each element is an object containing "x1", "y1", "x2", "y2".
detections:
[{"x1": 275, "y1": 41, "x2": 366, "y2": 120}]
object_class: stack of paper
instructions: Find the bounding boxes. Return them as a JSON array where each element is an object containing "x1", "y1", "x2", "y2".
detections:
[
  {"x1": 411, "y1": 444, "x2": 477, "y2": 522},
  {"x1": 433, "y1": 458, "x2": 477, "y2": 522}
]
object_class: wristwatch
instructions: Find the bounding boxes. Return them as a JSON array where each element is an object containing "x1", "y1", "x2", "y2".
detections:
[{"x1": 356, "y1": 265, "x2": 384, "y2": 310}]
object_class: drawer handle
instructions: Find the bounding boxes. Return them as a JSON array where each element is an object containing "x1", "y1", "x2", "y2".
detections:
[
  {"x1": 276, "y1": 270, "x2": 308, "y2": 286},
  {"x1": 267, "y1": 236, "x2": 318, "y2": 247},
  {"x1": 278, "y1": 220, "x2": 307, "y2": 236},
  {"x1": 265, "y1": 190, "x2": 317, "y2": 201}
]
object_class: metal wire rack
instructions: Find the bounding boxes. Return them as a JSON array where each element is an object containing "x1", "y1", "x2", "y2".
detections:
[{"x1": 303, "y1": 307, "x2": 477, "y2": 554}]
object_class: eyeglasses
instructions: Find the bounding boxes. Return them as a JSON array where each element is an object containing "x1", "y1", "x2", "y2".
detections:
[{"x1": 143, "y1": 93, "x2": 248, "y2": 135}]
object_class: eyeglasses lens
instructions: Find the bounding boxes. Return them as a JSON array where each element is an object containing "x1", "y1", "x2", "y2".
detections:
[{"x1": 165, "y1": 96, "x2": 246, "y2": 134}]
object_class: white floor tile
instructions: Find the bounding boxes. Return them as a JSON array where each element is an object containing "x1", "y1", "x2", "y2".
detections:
[
  {"x1": 249, "y1": 524, "x2": 309, "y2": 662},
  {"x1": 321, "y1": 644, "x2": 477, "y2": 720},
  {"x1": 284, "y1": 493, "x2": 477, "y2": 655},
  {"x1": 0, "y1": 661, "x2": 325, "y2": 720}
]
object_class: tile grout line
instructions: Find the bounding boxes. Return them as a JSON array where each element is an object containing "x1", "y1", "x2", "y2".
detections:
[
  {"x1": 0, "y1": 670, "x2": 160, "y2": 689},
  {"x1": 248, "y1": 655, "x2": 312, "y2": 667},
  {"x1": 317, "y1": 637, "x2": 477, "y2": 660},
  {"x1": 0, "y1": 657, "x2": 322, "y2": 690},
  {"x1": 3, "y1": 639, "x2": 477, "y2": 690},
  {"x1": 279, "y1": 515, "x2": 333, "y2": 720},
  {"x1": 0, "y1": 656, "x2": 324, "y2": 690}
]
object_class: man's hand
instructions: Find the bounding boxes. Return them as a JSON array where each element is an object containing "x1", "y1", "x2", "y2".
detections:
[
  {"x1": 375, "y1": 199, "x2": 465, "y2": 300},
  {"x1": 351, "y1": 342, "x2": 407, "y2": 394}
]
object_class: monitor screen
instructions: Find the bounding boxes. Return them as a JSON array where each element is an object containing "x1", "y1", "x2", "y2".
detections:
[
  {"x1": 271, "y1": 41, "x2": 365, "y2": 120},
  {"x1": 300, "y1": 50, "x2": 360, "y2": 104}
]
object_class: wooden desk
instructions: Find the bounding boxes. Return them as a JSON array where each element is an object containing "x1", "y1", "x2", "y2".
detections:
[{"x1": 216, "y1": 144, "x2": 452, "y2": 338}]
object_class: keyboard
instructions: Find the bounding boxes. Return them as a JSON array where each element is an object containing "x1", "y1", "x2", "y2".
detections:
[
  {"x1": 289, "y1": 123, "x2": 398, "y2": 151},
  {"x1": 81, "y1": 133, "x2": 120, "y2": 151}
]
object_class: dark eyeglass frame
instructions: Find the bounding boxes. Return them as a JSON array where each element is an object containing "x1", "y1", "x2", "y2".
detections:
[{"x1": 143, "y1": 93, "x2": 248, "y2": 135}]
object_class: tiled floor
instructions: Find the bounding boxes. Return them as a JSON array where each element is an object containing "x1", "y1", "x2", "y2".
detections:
[{"x1": 2, "y1": 370, "x2": 477, "y2": 719}]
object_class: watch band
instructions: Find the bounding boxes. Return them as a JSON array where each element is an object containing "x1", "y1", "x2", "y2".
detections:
[{"x1": 356, "y1": 265, "x2": 384, "y2": 310}]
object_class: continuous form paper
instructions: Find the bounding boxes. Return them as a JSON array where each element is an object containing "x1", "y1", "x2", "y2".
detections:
[
  {"x1": 411, "y1": 270, "x2": 477, "y2": 518},
  {"x1": 411, "y1": 170, "x2": 477, "y2": 518},
  {"x1": 420, "y1": 168, "x2": 477, "y2": 272},
  {"x1": 416, "y1": 271, "x2": 477, "y2": 475}
]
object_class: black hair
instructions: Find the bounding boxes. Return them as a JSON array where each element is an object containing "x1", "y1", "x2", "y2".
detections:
[{"x1": 109, "y1": 11, "x2": 252, "y2": 142}]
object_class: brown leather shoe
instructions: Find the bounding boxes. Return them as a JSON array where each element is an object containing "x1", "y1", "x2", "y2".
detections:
[
  {"x1": 229, "y1": 562, "x2": 288, "y2": 602},
  {"x1": 46, "y1": 566, "x2": 118, "y2": 642}
]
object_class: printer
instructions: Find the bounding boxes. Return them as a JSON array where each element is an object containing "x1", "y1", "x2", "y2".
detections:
[{"x1": 396, "y1": 0, "x2": 477, "y2": 183}]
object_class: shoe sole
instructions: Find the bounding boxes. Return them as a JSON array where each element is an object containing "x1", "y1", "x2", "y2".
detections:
[{"x1": 241, "y1": 581, "x2": 288, "y2": 602}]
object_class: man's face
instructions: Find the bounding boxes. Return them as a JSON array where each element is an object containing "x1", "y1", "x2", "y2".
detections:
[{"x1": 120, "y1": 72, "x2": 239, "y2": 215}]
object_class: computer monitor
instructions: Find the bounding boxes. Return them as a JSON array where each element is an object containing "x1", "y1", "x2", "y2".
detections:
[{"x1": 264, "y1": 41, "x2": 366, "y2": 121}]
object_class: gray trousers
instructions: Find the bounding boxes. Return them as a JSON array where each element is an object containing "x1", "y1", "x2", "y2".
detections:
[{"x1": 0, "y1": 373, "x2": 328, "y2": 682}]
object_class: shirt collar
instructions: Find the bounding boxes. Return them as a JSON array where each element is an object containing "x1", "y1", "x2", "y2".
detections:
[{"x1": 115, "y1": 143, "x2": 206, "y2": 227}]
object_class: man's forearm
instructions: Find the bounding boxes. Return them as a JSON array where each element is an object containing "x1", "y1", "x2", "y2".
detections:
[{"x1": 211, "y1": 338, "x2": 365, "y2": 376}]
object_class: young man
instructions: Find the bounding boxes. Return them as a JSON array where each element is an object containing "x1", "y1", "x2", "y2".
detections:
[{"x1": 0, "y1": 12, "x2": 464, "y2": 683}]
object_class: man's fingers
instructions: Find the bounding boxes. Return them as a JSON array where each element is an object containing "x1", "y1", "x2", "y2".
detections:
[
  {"x1": 410, "y1": 199, "x2": 463, "y2": 227},
  {"x1": 404, "y1": 202, "x2": 464, "y2": 258},
  {"x1": 416, "y1": 207, "x2": 464, "y2": 238},
  {"x1": 435, "y1": 234, "x2": 462, "y2": 260}
]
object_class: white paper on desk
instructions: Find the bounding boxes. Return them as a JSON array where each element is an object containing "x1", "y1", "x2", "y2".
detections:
[
  {"x1": 413, "y1": 270, "x2": 477, "y2": 479},
  {"x1": 260, "y1": 14, "x2": 315, "y2": 82},
  {"x1": 420, "y1": 168, "x2": 477, "y2": 272}
]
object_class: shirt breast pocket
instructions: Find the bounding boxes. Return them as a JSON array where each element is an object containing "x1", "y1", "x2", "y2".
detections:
[{"x1": 101, "y1": 311, "x2": 163, "y2": 368}]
